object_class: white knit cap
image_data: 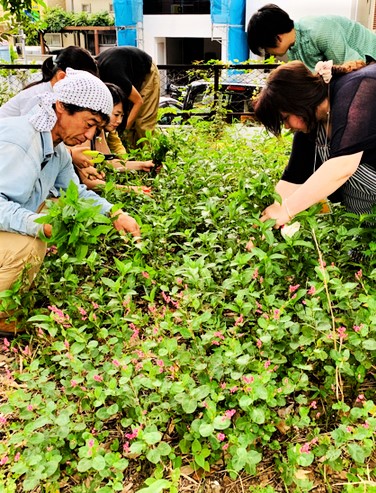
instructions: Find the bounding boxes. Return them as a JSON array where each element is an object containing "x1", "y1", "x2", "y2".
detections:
[{"x1": 29, "y1": 67, "x2": 113, "y2": 132}]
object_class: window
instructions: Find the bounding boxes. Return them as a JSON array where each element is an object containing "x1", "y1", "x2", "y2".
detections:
[
  {"x1": 144, "y1": 0, "x2": 210, "y2": 15},
  {"x1": 44, "y1": 33, "x2": 63, "y2": 47},
  {"x1": 82, "y1": 3, "x2": 91, "y2": 13}
]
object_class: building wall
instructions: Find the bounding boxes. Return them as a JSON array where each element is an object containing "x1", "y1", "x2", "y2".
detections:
[
  {"x1": 69, "y1": 0, "x2": 114, "y2": 13},
  {"x1": 45, "y1": 0, "x2": 66, "y2": 8},
  {"x1": 143, "y1": 14, "x2": 229, "y2": 62},
  {"x1": 245, "y1": 0, "x2": 376, "y2": 30}
]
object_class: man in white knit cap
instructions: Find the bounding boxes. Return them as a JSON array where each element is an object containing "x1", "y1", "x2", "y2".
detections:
[{"x1": 0, "y1": 68, "x2": 140, "y2": 336}]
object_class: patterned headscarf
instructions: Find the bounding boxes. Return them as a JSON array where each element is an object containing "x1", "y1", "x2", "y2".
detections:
[{"x1": 29, "y1": 68, "x2": 113, "y2": 132}]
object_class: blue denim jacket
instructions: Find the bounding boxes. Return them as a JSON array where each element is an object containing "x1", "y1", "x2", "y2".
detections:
[{"x1": 0, "y1": 115, "x2": 112, "y2": 237}]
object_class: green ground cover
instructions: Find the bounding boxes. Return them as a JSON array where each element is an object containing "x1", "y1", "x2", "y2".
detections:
[{"x1": 0, "y1": 122, "x2": 375, "y2": 492}]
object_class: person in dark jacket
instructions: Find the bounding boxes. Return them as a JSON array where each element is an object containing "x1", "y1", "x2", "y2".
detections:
[
  {"x1": 96, "y1": 46, "x2": 160, "y2": 148},
  {"x1": 252, "y1": 60, "x2": 376, "y2": 235}
]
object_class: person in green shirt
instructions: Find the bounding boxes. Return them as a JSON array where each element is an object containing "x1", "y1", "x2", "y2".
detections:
[{"x1": 247, "y1": 3, "x2": 376, "y2": 71}]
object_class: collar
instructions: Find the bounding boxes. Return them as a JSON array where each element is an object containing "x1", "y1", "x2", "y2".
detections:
[{"x1": 40, "y1": 130, "x2": 55, "y2": 169}]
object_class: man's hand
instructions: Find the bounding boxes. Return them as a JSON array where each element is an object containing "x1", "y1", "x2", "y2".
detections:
[
  {"x1": 126, "y1": 160, "x2": 155, "y2": 172},
  {"x1": 112, "y1": 211, "x2": 141, "y2": 238},
  {"x1": 43, "y1": 224, "x2": 52, "y2": 238},
  {"x1": 69, "y1": 146, "x2": 93, "y2": 169},
  {"x1": 78, "y1": 165, "x2": 105, "y2": 181}
]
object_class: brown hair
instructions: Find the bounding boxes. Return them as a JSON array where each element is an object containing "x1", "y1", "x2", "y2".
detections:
[{"x1": 253, "y1": 60, "x2": 367, "y2": 136}]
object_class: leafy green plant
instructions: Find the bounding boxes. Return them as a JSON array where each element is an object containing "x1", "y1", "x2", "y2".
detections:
[
  {"x1": 0, "y1": 125, "x2": 375, "y2": 492},
  {"x1": 35, "y1": 181, "x2": 114, "y2": 261}
]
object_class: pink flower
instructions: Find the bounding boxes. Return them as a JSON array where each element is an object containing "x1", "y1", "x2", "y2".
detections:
[
  {"x1": 222, "y1": 443, "x2": 229, "y2": 450},
  {"x1": 289, "y1": 284, "x2": 300, "y2": 294},
  {"x1": 300, "y1": 443, "x2": 311, "y2": 454},
  {"x1": 242, "y1": 375, "x2": 254, "y2": 384},
  {"x1": 0, "y1": 415, "x2": 7, "y2": 424},
  {"x1": 362, "y1": 421, "x2": 369, "y2": 429},
  {"x1": 217, "y1": 433, "x2": 225, "y2": 441},
  {"x1": 112, "y1": 359, "x2": 120, "y2": 367},
  {"x1": 264, "y1": 360, "x2": 271, "y2": 369},
  {"x1": 14, "y1": 452, "x2": 20, "y2": 462},
  {"x1": 156, "y1": 359, "x2": 164, "y2": 367},
  {"x1": 27, "y1": 405, "x2": 33, "y2": 411},
  {"x1": 93, "y1": 375, "x2": 103, "y2": 382},
  {"x1": 230, "y1": 386, "x2": 238, "y2": 394},
  {"x1": 310, "y1": 401, "x2": 317, "y2": 409},
  {"x1": 337, "y1": 326, "x2": 347, "y2": 341},
  {"x1": 224, "y1": 409, "x2": 236, "y2": 420},
  {"x1": 356, "y1": 394, "x2": 365, "y2": 403},
  {"x1": 235, "y1": 314, "x2": 243, "y2": 326},
  {"x1": 162, "y1": 291, "x2": 171, "y2": 303},
  {"x1": 213, "y1": 331, "x2": 225, "y2": 340},
  {"x1": 308, "y1": 286, "x2": 316, "y2": 295},
  {"x1": 142, "y1": 271, "x2": 150, "y2": 279},
  {"x1": 353, "y1": 325, "x2": 361, "y2": 333},
  {"x1": 355, "y1": 269, "x2": 362, "y2": 280},
  {"x1": 256, "y1": 339, "x2": 262, "y2": 348},
  {"x1": 125, "y1": 428, "x2": 140, "y2": 440},
  {"x1": 0, "y1": 456, "x2": 8, "y2": 465},
  {"x1": 91, "y1": 301, "x2": 99, "y2": 309},
  {"x1": 88, "y1": 439, "x2": 94, "y2": 448},
  {"x1": 252, "y1": 268, "x2": 259, "y2": 280},
  {"x1": 123, "y1": 441, "x2": 130, "y2": 453},
  {"x1": 22, "y1": 346, "x2": 31, "y2": 356}
]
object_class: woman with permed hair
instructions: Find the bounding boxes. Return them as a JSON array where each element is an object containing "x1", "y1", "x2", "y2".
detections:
[{"x1": 251, "y1": 59, "x2": 376, "y2": 238}]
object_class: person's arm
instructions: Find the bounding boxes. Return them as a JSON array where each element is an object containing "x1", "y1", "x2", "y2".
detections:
[
  {"x1": 275, "y1": 180, "x2": 301, "y2": 200},
  {"x1": 0, "y1": 143, "x2": 44, "y2": 237},
  {"x1": 125, "y1": 160, "x2": 155, "y2": 172},
  {"x1": 111, "y1": 209, "x2": 141, "y2": 238},
  {"x1": 55, "y1": 147, "x2": 140, "y2": 237},
  {"x1": 107, "y1": 130, "x2": 126, "y2": 155},
  {"x1": 126, "y1": 86, "x2": 143, "y2": 129},
  {"x1": 260, "y1": 152, "x2": 363, "y2": 227}
]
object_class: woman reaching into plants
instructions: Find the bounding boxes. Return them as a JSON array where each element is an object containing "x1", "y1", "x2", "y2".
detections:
[
  {"x1": 74, "y1": 82, "x2": 154, "y2": 195},
  {"x1": 251, "y1": 59, "x2": 376, "y2": 239}
]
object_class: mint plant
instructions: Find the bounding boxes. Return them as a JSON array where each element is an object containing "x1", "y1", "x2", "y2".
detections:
[{"x1": 0, "y1": 125, "x2": 375, "y2": 492}]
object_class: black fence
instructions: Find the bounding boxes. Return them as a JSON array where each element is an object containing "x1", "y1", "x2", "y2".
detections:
[{"x1": 0, "y1": 62, "x2": 280, "y2": 122}]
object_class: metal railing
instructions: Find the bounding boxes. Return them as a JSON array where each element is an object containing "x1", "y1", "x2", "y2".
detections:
[{"x1": 0, "y1": 62, "x2": 280, "y2": 121}]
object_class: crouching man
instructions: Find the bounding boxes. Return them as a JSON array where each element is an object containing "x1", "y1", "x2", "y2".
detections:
[{"x1": 0, "y1": 68, "x2": 140, "y2": 336}]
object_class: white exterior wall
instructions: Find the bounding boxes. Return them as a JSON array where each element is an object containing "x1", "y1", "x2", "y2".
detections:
[
  {"x1": 245, "y1": 0, "x2": 375, "y2": 30},
  {"x1": 142, "y1": 14, "x2": 226, "y2": 63},
  {"x1": 69, "y1": 0, "x2": 113, "y2": 13}
]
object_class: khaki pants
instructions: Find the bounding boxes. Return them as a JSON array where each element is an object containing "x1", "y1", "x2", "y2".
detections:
[
  {"x1": 0, "y1": 232, "x2": 46, "y2": 318},
  {"x1": 125, "y1": 62, "x2": 161, "y2": 148}
]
